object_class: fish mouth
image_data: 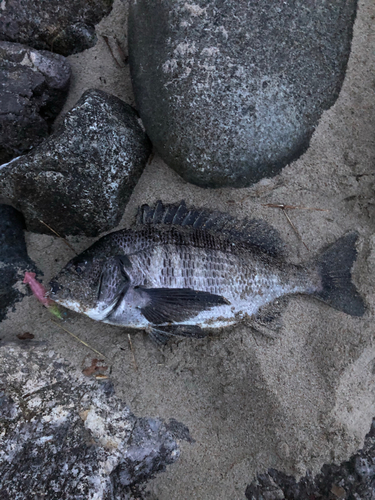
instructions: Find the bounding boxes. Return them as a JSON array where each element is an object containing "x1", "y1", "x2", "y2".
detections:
[
  {"x1": 49, "y1": 280, "x2": 61, "y2": 297},
  {"x1": 52, "y1": 296, "x2": 115, "y2": 321},
  {"x1": 52, "y1": 297, "x2": 87, "y2": 314}
]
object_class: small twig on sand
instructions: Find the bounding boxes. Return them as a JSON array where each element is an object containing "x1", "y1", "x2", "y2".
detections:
[
  {"x1": 262, "y1": 203, "x2": 328, "y2": 212},
  {"x1": 282, "y1": 210, "x2": 309, "y2": 252},
  {"x1": 128, "y1": 333, "x2": 138, "y2": 371},
  {"x1": 38, "y1": 220, "x2": 78, "y2": 255},
  {"x1": 262, "y1": 203, "x2": 328, "y2": 252},
  {"x1": 102, "y1": 35, "x2": 126, "y2": 68},
  {"x1": 51, "y1": 319, "x2": 108, "y2": 359},
  {"x1": 147, "y1": 152, "x2": 155, "y2": 165}
]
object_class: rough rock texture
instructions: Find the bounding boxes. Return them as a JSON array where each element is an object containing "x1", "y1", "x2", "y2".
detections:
[
  {"x1": 0, "y1": 341, "x2": 189, "y2": 499},
  {"x1": 0, "y1": 0, "x2": 114, "y2": 56},
  {"x1": 0, "y1": 205, "x2": 37, "y2": 323},
  {"x1": 245, "y1": 418, "x2": 375, "y2": 499},
  {"x1": 0, "y1": 41, "x2": 71, "y2": 164},
  {"x1": 0, "y1": 89, "x2": 152, "y2": 236},
  {"x1": 128, "y1": 0, "x2": 357, "y2": 188}
]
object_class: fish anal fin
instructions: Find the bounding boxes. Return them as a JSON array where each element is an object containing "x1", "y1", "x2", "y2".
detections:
[
  {"x1": 135, "y1": 201, "x2": 284, "y2": 257},
  {"x1": 140, "y1": 287, "x2": 229, "y2": 324},
  {"x1": 246, "y1": 298, "x2": 287, "y2": 338}
]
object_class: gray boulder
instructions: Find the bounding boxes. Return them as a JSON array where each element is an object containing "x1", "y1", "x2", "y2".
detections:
[
  {"x1": 0, "y1": 89, "x2": 152, "y2": 236},
  {"x1": 129, "y1": 0, "x2": 357, "y2": 188},
  {"x1": 0, "y1": 341, "x2": 190, "y2": 499},
  {"x1": 0, "y1": 41, "x2": 71, "y2": 164},
  {"x1": 0, "y1": 0, "x2": 113, "y2": 56},
  {"x1": 0, "y1": 205, "x2": 38, "y2": 323}
]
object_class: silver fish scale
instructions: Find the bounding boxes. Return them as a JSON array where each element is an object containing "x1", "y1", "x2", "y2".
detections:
[{"x1": 127, "y1": 241, "x2": 302, "y2": 309}]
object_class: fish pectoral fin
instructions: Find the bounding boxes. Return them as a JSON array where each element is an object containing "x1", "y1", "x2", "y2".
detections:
[{"x1": 139, "y1": 287, "x2": 229, "y2": 324}]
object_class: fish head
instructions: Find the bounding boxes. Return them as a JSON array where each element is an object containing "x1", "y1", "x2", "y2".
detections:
[
  {"x1": 49, "y1": 238, "x2": 131, "y2": 320},
  {"x1": 49, "y1": 252, "x2": 107, "y2": 315}
]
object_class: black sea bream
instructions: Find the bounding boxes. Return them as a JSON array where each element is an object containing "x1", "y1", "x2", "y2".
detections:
[{"x1": 49, "y1": 201, "x2": 365, "y2": 343}]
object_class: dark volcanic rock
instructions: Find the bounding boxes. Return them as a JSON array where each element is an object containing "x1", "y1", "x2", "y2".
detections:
[
  {"x1": 245, "y1": 418, "x2": 375, "y2": 500},
  {"x1": 0, "y1": 205, "x2": 37, "y2": 323},
  {"x1": 0, "y1": 41, "x2": 71, "y2": 164},
  {"x1": 0, "y1": 0, "x2": 113, "y2": 56},
  {"x1": 0, "y1": 342, "x2": 189, "y2": 499},
  {"x1": 0, "y1": 89, "x2": 152, "y2": 236},
  {"x1": 129, "y1": 0, "x2": 357, "y2": 188}
]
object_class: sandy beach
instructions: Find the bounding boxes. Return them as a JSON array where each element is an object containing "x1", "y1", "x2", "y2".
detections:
[{"x1": 1, "y1": 0, "x2": 375, "y2": 498}]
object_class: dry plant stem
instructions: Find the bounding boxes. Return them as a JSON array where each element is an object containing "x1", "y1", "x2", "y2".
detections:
[
  {"x1": 147, "y1": 152, "x2": 155, "y2": 165},
  {"x1": 38, "y1": 219, "x2": 78, "y2": 255},
  {"x1": 128, "y1": 333, "x2": 138, "y2": 371},
  {"x1": 102, "y1": 35, "x2": 123, "y2": 68},
  {"x1": 113, "y1": 35, "x2": 128, "y2": 64},
  {"x1": 51, "y1": 319, "x2": 108, "y2": 359},
  {"x1": 262, "y1": 203, "x2": 328, "y2": 211},
  {"x1": 282, "y1": 210, "x2": 310, "y2": 252},
  {"x1": 261, "y1": 204, "x2": 312, "y2": 251}
]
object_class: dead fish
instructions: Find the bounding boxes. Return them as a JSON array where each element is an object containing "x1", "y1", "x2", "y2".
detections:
[{"x1": 49, "y1": 201, "x2": 365, "y2": 344}]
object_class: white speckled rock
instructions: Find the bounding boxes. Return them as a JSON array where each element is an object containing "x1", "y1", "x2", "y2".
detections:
[
  {"x1": 0, "y1": 341, "x2": 190, "y2": 499},
  {"x1": 129, "y1": 0, "x2": 357, "y2": 188},
  {"x1": 0, "y1": 89, "x2": 152, "y2": 236}
]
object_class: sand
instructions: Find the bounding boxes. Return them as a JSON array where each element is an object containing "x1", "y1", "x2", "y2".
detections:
[{"x1": 1, "y1": 0, "x2": 375, "y2": 498}]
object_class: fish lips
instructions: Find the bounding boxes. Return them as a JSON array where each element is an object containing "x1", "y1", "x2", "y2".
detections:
[
  {"x1": 48, "y1": 278, "x2": 73, "y2": 302},
  {"x1": 49, "y1": 280, "x2": 61, "y2": 296}
]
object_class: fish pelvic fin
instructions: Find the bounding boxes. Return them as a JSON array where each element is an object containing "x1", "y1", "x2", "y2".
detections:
[
  {"x1": 313, "y1": 232, "x2": 365, "y2": 317},
  {"x1": 149, "y1": 325, "x2": 206, "y2": 345}
]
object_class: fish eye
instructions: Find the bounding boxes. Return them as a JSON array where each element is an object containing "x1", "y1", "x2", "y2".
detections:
[{"x1": 75, "y1": 265, "x2": 84, "y2": 274}]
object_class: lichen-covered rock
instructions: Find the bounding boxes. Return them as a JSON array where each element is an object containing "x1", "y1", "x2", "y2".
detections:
[
  {"x1": 0, "y1": 342, "x2": 189, "y2": 499},
  {"x1": 128, "y1": 0, "x2": 357, "y2": 188},
  {"x1": 0, "y1": 41, "x2": 71, "y2": 164},
  {"x1": 0, "y1": 89, "x2": 152, "y2": 236},
  {"x1": 0, "y1": 0, "x2": 113, "y2": 56},
  {"x1": 0, "y1": 205, "x2": 38, "y2": 323},
  {"x1": 245, "y1": 418, "x2": 375, "y2": 500}
]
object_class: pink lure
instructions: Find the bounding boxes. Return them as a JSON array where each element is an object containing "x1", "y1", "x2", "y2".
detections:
[{"x1": 23, "y1": 272, "x2": 54, "y2": 308}]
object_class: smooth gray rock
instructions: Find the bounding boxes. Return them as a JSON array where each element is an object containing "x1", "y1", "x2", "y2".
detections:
[
  {"x1": 0, "y1": 0, "x2": 113, "y2": 56},
  {"x1": 128, "y1": 0, "x2": 357, "y2": 188},
  {"x1": 0, "y1": 41, "x2": 71, "y2": 164},
  {"x1": 0, "y1": 205, "x2": 38, "y2": 323},
  {"x1": 0, "y1": 89, "x2": 152, "y2": 236},
  {"x1": 0, "y1": 342, "x2": 189, "y2": 499}
]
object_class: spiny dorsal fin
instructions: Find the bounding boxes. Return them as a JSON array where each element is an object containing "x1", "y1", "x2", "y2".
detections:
[{"x1": 136, "y1": 201, "x2": 284, "y2": 257}]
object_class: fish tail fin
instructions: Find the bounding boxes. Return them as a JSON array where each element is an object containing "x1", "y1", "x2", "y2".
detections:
[{"x1": 313, "y1": 232, "x2": 365, "y2": 317}]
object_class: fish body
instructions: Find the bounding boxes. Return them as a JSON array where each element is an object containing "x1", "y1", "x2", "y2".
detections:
[{"x1": 50, "y1": 201, "x2": 365, "y2": 343}]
